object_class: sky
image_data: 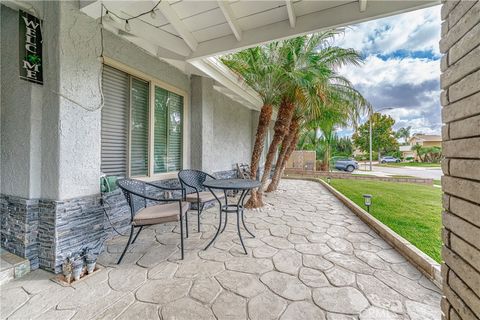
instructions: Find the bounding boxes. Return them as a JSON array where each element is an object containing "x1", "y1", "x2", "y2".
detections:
[{"x1": 333, "y1": 5, "x2": 442, "y2": 137}]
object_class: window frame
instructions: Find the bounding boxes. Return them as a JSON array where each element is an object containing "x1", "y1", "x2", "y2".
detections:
[{"x1": 103, "y1": 57, "x2": 190, "y2": 181}]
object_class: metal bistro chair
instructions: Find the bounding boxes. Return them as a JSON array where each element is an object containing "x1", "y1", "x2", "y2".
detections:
[
  {"x1": 178, "y1": 170, "x2": 225, "y2": 233},
  {"x1": 116, "y1": 178, "x2": 189, "y2": 264},
  {"x1": 236, "y1": 163, "x2": 252, "y2": 179}
]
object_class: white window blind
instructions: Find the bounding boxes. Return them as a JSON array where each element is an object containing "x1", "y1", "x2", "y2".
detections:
[
  {"x1": 130, "y1": 78, "x2": 149, "y2": 177},
  {"x1": 167, "y1": 91, "x2": 183, "y2": 171},
  {"x1": 154, "y1": 86, "x2": 183, "y2": 173},
  {"x1": 101, "y1": 66, "x2": 129, "y2": 176},
  {"x1": 154, "y1": 86, "x2": 168, "y2": 173}
]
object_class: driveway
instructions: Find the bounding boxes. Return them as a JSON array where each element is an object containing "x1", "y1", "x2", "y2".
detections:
[{"x1": 1, "y1": 180, "x2": 441, "y2": 320}]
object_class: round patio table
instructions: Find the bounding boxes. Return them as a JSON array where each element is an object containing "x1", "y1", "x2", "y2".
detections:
[{"x1": 203, "y1": 179, "x2": 260, "y2": 254}]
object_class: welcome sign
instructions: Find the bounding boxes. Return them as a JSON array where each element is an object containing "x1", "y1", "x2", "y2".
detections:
[{"x1": 19, "y1": 10, "x2": 43, "y2": 84}]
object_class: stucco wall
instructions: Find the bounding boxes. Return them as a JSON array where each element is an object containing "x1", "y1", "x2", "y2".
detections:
[
  {"x1": 190, "y1": 76, "x2": 253, "y2": 173},
  {"x1": 103, "y1": 32, "x2": 190, "y2": 94},
  {"x1": 0, "y1": 5, "x2": 43, "y2": 199},
  {"x1": 1, "y1": 1, "x2": 192, "y2": 200},
  {"x1": 211, "y1": 89, "x2": 252, "y2": 172}
]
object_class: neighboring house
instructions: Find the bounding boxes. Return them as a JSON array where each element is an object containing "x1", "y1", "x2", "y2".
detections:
[
  {"x1": 409, "y1": 134, "x2": 442, "y2": 148},
  {"x1": 408, "y1": 134, "x2": 441, "y2": 160},
  {"x1": 399, "y1": 145, "x2": 414, "y2": 159}
]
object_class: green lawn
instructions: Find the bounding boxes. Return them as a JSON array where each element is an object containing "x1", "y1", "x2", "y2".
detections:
[
  {"x1": 328, "y1": 179, "x2": 442, "y2": 262},
  {"x1": 378, "y1": 162, "x2": 441, "y2": 168}
]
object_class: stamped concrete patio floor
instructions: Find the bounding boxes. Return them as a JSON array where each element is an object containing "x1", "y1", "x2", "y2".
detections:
[{"x1": 1, "y1": 179, "x2": 441, "y2": 320}]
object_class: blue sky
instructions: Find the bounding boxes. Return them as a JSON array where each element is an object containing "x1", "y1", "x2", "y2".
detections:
[{"x1": 333, "y1": 5, "x2": 442, "y2": 136}]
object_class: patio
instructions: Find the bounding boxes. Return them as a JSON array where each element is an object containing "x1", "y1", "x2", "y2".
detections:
[{"x1": 1, "y1": 179, "x2": 441, "y2": 320}]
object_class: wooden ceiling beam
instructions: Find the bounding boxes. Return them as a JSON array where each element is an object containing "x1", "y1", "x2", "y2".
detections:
[
  {"x1": 158, "y1": 1, "x2": 199, "y2": 51},
  {"x1": 217, "y1": 0, "x2": 243, "y2": 41},
  {"x1": 359, "y1": 0, "x2": 368, "y2": 12},
  {"x1": 285, "y1": 0, "x2": 296, "y2": 28}
]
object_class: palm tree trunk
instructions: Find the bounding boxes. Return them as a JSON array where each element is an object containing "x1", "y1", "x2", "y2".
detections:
[
  {"x1": 250, "y1": 104, "x2": 274, "y2": 180},
  {"x1": 244, "y1": 103, "x2": 273, "y2": 207},
  {"x1": 267, "y1": 126, "x2": 300, "y2": 192},
  {"x1": 266, "y1": 117, "x2": 299, "y2": 192},
  {"x1": 324, "y1": 144, "x2": 330, "y2": 172},
  {"x1": 252, "y1": 99, "x2": 296, "y2": 207}
]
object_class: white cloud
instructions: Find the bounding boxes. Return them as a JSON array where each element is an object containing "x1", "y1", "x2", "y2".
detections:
[
  {"x1": 338, "y1": 55, "x2": 440, "y2": 87},
  {"x1": 332, "y1": 5, "x2": 442, "y2": 136},
  {"x1": 335, "y1": 5, "x2": 441, "y2": 56}
]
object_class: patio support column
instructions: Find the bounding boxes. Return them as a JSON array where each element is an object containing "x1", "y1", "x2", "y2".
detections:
[
  {"x1": 1, "y1": 1, "x2": 104, "y2": 272},
  {"x1": 190, "y1": 75, "x2": 215, "y2": 172},
  {"x1": 440, "y1": 1, "x2": 480, "y2": 319}
]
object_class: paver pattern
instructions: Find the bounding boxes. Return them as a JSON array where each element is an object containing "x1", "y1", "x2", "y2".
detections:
[{"x1": 1, "y1": 180, "x2": 441, "y2": 319}]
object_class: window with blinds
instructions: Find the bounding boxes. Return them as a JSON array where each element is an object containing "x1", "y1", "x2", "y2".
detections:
[
  {"x1": 167, "y1": 92, "x2": 183, "y2": 171},
  {"x1": 101, "y1": 66, "x2": 129, "y2": 176},
  {"x1": 101, "y1": 65, "x2": 184, "y2": 178},
  {"x1": 130, "y1": 78, "x2": 149, "y2": 177},
  {"x1": 154, "y1": 86, "x2": 183, "y2": 173}
]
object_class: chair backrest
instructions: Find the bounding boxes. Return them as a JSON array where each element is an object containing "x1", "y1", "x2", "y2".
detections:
[
  {"x1": 178, "y1": 169, "x2": 211, "y2": 194},
  {"x1": 116, "y1": 179, "x2": 147, "y2": 218}
]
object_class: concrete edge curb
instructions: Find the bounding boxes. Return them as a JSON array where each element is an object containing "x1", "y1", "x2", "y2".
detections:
[
  {"x1": 283, "y1": 170, "x2": 434, "y2": 185},
  {"x1": 285, "y1": 176, "x2": 442, "y2": 288}
]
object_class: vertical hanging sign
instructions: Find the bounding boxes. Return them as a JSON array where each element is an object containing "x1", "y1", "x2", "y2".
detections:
[{"x1": 19, "y1": 10, "x2": 43, "y2": 85}]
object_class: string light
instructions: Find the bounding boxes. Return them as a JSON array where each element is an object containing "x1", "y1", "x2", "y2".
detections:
[
  {"x1": 104, "y1": 10, "x2": 113, "y2": 22},
  {"x1": 102, "y1": 1, "x2": 161, "y2": 29}
]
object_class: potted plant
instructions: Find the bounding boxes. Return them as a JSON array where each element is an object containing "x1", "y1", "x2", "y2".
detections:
[
  {"x1": 62, "y1": 256, "x2": 73, "y2": 284},
  {"x1": 72, "y1": 256, "x2": 84, "y2": 281},
  {"x1": 85, "y1": 252, "x2": 97, "y2": 274}
]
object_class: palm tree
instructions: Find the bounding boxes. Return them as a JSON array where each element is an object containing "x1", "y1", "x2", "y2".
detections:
[
  {"x1": 221, "y1": 44, "x2": 283, "y2": 183},
  {"x1": 411, "y1": 143, "x2": 423, "y2": 162},
  {"x1": 267, "y1": 77, "x2": 369, "y2": 192},
  {"x1": 254, "y1": 32, "x2": 366, "y2": 206},
  {"x1": 397, "y1": 126, "x2": 412, "y2": 145}
]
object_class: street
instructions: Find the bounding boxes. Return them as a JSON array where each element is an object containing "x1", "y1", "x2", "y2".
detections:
[{"x1": 355, "y1": 163, "x2": 443, "y2": 180}]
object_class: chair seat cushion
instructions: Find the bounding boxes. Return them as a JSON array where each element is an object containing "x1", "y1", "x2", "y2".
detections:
[
  {"x1": 133, "y1": 202, "x2": 189, "y2": 226},
  {"x1": 186, "y1": 191, "x2": 224, "y2": 203}
]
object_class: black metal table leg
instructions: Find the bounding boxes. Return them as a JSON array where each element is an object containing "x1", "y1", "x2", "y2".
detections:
[
  {"x1": 236, "y1": 210, "x2": 247, "y2": 254},
  {"x1": 221, "y1": 210, "x2": 228, "y2": 233},
  {"x1": 204, "y1": 187, "x2": 224, "y2": 251},
  {"x1": 236, "y1": 189, "x2": 248, "y2": 254},
  {"x1": 239, "y1": 189, "x2": 255, "y2": 238}
]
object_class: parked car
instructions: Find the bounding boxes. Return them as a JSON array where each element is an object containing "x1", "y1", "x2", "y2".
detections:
[
  {"x1": 380, "y1": 156, "x2": 400, "y2": 163},
  {"x1": 334, "y1": 158, "x2": 359, "y2": 172}
]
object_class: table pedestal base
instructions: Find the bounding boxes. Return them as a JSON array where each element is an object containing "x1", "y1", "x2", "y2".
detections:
[{"x1": 204, "y1": 189, "x2": 254, "y2": 254}]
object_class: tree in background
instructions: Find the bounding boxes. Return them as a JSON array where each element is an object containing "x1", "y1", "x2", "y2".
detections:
[
  {"x1": 335, "y1": 136, "x2": 354, "y2": 156},
  {"x1": 412, "y1": 144, "x2": 442, "y2": 163},
  {"x1": 270, "y1": 79, "x2": 368, "y2": 187},
  {"x1": 352, "y1": 113, "x2": 398, "y2": 159},
  {"x1": 396, "y1": 126, "x2": 412, "y2": 145},
  {"x1": 298, "y1": 128, "x2": 354, "y2": 158}
]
